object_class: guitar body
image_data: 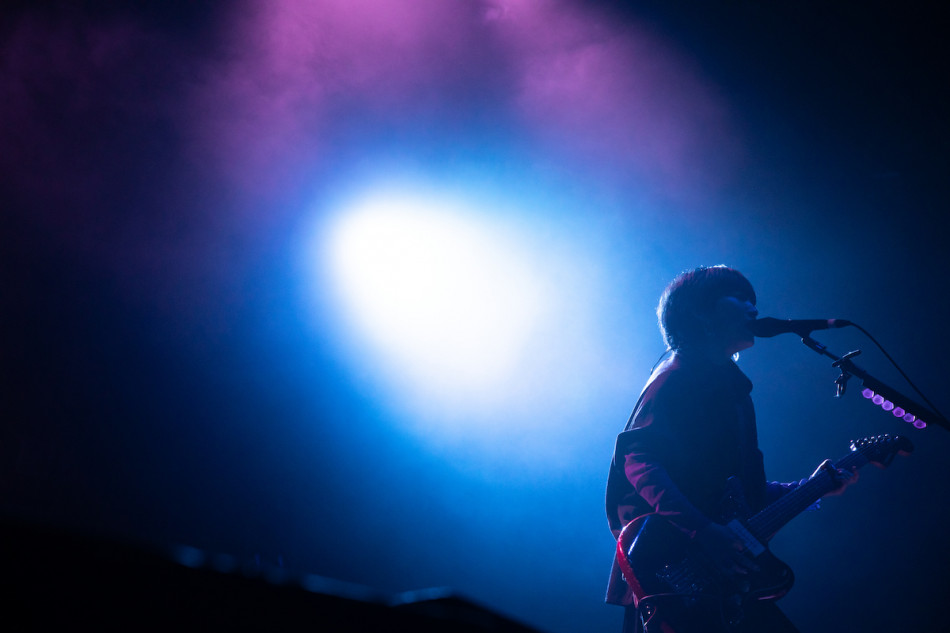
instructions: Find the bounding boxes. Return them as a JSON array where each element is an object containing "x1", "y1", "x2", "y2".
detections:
[
  {"x1": 618, "y1": 478, "x2": 795, "y2": 630},
  {"x1": 621, "y1": 514, "x2": 794, "y2": 614}
]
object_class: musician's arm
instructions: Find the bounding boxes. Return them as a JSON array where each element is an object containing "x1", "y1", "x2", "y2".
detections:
[
  {"x1": 623, "y1": 453, "x2": 711, "y2": 538},
  {"x1": 624, "y1": 454, "x2": 761, "y2": 576}
]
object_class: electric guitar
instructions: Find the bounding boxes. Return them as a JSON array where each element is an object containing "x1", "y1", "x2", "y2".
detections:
[{"x1": 616, "y1": 434, "x2": 913, "y2": 629}]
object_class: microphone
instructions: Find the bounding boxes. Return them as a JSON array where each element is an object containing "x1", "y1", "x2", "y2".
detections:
[{"x1": 748, "y1": 317, "x2": 854, "y2": 338}]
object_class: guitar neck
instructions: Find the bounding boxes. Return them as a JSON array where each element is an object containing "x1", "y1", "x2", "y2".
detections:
[{"x1": 746, "y1": 451, "x2": 868, "y2": 542}]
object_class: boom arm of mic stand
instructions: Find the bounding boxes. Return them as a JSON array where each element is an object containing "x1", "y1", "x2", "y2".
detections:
[{"x1": 800, "y1": 335, "x2": 949, "y2": 432}]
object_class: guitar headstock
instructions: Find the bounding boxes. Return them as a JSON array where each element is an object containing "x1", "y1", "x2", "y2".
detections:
[{"x1": 850, "y1": 434, "x2": 914, "y2": 468}]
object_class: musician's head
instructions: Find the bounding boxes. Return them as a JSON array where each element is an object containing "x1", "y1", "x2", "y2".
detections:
[{"x1": 657, "y1": 265, "x2": 758, "y2": 359}]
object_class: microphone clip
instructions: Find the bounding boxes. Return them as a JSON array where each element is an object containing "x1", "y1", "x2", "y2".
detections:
[{"x1": 832, "y1": 349, "x2": 862, "y2": 398}]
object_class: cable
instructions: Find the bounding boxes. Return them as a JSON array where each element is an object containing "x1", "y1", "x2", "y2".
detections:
[{"x1": 851, "y1": 321, "x2": 947, "y2": 423}]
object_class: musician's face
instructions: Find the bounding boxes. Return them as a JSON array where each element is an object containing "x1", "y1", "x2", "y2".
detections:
[{"x1": 711, "y1": 294, "x2": 758, "y2": 357}]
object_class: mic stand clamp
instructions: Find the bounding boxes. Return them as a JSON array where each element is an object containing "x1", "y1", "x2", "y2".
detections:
[
  {"x1": 799, "y1": 335, "x2": 949, "y2": 432},
  {"x1": 832, "y1": 350, "x2": 862, "y2": 398}
]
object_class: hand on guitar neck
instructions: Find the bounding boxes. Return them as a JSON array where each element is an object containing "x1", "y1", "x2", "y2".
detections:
[{"x1": 811, "y1": 458, "x2": 859, "y2": 497}]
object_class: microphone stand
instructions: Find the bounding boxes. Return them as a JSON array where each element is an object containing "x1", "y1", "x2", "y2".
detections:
[{"x1": 800, "y1": 335, "x2": 949, "y2": 433}]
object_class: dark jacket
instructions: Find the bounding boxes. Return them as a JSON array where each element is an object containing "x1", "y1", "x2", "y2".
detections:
[{"x1": 604, "y1": 353, "x2": 780, "y2": 605}]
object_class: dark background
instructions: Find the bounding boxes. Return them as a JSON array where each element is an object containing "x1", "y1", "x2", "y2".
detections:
[{"x1": 2, "y1": 2, "x2": 948, "y2": 631}]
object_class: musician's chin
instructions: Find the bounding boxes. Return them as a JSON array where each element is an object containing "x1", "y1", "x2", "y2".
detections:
[{"x1": 727, "y1": 335, "x2": 755, "y2": 358}]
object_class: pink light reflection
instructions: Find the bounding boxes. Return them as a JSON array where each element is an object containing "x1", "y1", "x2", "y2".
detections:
[{"x1": 184, "y1": 0, "x2": 740, "y2": 201}]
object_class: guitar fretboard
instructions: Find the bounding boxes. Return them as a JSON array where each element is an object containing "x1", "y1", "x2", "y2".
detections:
[{"x1": 746, "y1": 450, "x2": 868, "y2": 541}]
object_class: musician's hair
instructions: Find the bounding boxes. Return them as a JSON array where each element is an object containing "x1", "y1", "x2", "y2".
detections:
[{"x1": 657, "y1": 265, "x2": 756, "y2": 352}]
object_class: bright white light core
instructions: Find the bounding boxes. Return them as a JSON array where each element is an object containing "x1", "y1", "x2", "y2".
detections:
[{"x1": 322, "y1": 191, "x2": 547, "y2": 403}]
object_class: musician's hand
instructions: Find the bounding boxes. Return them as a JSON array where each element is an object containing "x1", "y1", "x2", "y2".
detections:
[
  {"x1": 694, "y1": 523, "x2": 760, "y2": 577},
  {"x1": 812, "y1": 458, "x2": 859, "y2": 497}
]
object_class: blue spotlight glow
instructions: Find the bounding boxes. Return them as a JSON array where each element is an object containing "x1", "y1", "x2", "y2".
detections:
[
  {"x1": 318, "y1": 188, "x2": 550, "y2": 409},
  {"x1": 300, "y1": 174, "x2": 648, "y2": 461}
]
